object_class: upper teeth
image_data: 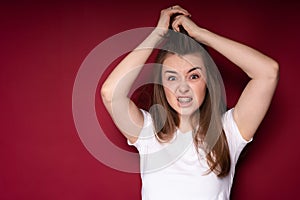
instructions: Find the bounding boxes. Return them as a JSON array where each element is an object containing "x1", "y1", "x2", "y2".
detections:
[{"x1": 177, "y1": 97, "x2": 192, "y2": 103}]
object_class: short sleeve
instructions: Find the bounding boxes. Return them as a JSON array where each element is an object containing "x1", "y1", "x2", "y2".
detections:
[
  {"x1": 127, "y1": 109, "x2": 157, "y2": 153},
  {"x1": 222, "y1": 108, "x2": 253, "y2": 164}
]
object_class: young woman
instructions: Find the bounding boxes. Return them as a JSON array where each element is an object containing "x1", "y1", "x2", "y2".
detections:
[{"x1": 101, "y1": 5, "x2": 279, "y2": 200}]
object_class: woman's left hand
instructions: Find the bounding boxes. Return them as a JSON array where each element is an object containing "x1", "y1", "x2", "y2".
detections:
[{"x1": 171, "y1": 15, "x2": 206, "y2": 42}]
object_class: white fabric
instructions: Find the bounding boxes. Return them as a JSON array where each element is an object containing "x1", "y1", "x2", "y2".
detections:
[{"x1": 128, "y1": 108, "x2": 252, "y2": 200}]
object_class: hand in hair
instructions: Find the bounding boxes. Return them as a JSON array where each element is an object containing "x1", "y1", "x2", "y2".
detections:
[
  {"x1": 155, "y1": 5, "x2": 191, "y2": 36},
  {"x1": 170, "y1": 14, "x2": 206, "y2": 40}
]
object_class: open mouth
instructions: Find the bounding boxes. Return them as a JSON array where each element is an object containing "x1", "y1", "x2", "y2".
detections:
[{"x1": 177, "y1": 97, "x2": 193, "y2": 103}]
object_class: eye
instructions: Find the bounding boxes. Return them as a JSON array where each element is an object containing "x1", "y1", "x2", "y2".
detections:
[
  {"x1": 190, "y1": 74, "x2": 200, "y2": 80},
  {"x1": 167, "y1": 76, "x2": 177, "y2": 81}
]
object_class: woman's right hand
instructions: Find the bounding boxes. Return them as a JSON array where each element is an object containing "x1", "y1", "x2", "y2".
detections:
[{"x1": 155, "y1": 5, "x2": 191, "y2": 36}]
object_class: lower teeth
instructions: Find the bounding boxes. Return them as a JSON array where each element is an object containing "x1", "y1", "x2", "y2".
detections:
[{"x1": 178, "y1": 98, "x2": 192, "y2": 103}]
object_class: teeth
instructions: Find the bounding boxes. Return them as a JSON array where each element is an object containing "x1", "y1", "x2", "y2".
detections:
[{"x1": 177, "y1": 97, "x2": 192, "y2": 103}]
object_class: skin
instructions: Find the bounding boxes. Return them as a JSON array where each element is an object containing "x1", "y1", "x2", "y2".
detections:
[{"x1": 101, "y1": 5, "x2": 279, "y2": 144}]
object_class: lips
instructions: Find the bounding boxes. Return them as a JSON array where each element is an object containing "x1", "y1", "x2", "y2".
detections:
[
  {"x1": 177, "y1": 96, "x2": 193, "y2": 107},
  {"x1": 177, "y1": 97, "x2": 192, "y2": 103}
]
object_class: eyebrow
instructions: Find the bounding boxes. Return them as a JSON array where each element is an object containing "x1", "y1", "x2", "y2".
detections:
[
  {"x1": 163, "y1": 67, "x2": 202, "y2": 75},
  {"x1": 187, "y1": 67, "x2": 202, "y2": 73},
  {"x1": 164, "y1": 67, "x2": 202, "y2": 74},
  {"x1": 164, "y1": 70, "x2": 178, "y2": 74}
]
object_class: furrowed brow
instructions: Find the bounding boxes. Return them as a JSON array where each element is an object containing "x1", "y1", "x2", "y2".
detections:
[
  {"x1": 187, "y1": 67, "x2": 202, "y2": 73},
  {"x1": 164, "y1": 70, "x2": 178, "y2": 74}
]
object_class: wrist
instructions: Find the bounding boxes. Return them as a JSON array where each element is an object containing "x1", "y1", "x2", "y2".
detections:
[
  {"x1": 193, "y1": 28, "x2": 213, "y2": 46},
  {"x1": 137, "y1": 28, "x2": 164, "y2": 50}
]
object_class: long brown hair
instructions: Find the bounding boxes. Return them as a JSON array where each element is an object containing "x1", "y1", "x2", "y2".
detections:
[{"x1": 150, "y1": 30, "x2": 231, "y2": 177}]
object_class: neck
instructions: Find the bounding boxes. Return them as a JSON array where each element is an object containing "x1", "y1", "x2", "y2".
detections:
[{"x1": 178, "y1": 115, "x2": 193, "y2": 133}]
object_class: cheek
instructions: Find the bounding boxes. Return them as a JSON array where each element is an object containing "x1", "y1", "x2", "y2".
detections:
[
  {"x1": 162, "y1": 80, "x2": 176, "y2": 100},
  {"x1": 163, "y1": 86, "x2": 175, "y2": 102},
  {"x1": 193, "y1": 83, "x2": 207, "y2": 103}
]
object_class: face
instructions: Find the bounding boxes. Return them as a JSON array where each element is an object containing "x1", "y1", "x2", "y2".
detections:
[{"x1": 162, "y1": 53, "x2": 207, "y2": 117}]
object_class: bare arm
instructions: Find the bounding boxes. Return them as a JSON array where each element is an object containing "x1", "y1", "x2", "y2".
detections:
[
  {"x1": 101, "y1": 6, "x2": 191, "y2": 143},
  {"x1": 172, "y1": 15, "x2": 279, "y2": 141},
  {"x1": 101, "y1": 32, "x2": 161, "y2": 144}
]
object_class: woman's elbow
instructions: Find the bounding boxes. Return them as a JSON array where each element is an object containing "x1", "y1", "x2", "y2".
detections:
[
  {"x1": 266, "y1": 59, "x2": 280, "y2": 81},
  {"x1": 101, "y1": 83, "x2": 112, "y2": 104},
  {"x1": 271, "y1": 60, "x2": 280, "y2": 80}
]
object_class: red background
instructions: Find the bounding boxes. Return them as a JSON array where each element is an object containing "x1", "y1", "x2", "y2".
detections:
[{"x1": 1, "y1": 0, "x2": 299, "y2": 199}]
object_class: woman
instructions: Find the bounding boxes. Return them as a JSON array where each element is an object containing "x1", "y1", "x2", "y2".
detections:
[{"x1": 101, "y1": 5, "x2": 279, "y2": 200}]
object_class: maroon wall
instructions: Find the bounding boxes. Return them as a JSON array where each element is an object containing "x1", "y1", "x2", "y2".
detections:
[{"x1": 1, "y1": 0, "x2": 299, "y2": 199}]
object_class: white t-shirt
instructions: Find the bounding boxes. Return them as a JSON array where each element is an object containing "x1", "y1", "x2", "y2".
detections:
[{"x1": 128, "y1": 108, "x2": 251, "y2": 200}]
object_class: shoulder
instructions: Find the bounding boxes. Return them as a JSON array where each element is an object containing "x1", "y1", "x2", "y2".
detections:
[
  {"x1": 127, "y1": 109, "x2": 157, "y2": 150},
  {"x1": 222, "y1": 108, "x2": 252, "y2": 163}
]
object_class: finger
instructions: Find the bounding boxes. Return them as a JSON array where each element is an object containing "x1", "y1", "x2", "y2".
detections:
[
  {"x1": 172, "y1": 17, "x2": 181, "y2": 32},
  {"x1": 163, "y1": 6, "x2": 190, "y2": 17},
  {"x1": 165, "y1": 9, "x2": 188, "y2": 17},
  {"x1": 172, "y1": 15, "x2": 184, "y2": 31},
  {"x1": 169, "y1": 5, "x2": 191, "y2": 16},
  {"x1": 171, "y1": 5, "x2": 188, "y2": 14}
]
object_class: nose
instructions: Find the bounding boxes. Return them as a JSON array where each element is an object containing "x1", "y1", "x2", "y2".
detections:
[{"x1": 178, "y1": 81, "x2": 190, "y2": 94}]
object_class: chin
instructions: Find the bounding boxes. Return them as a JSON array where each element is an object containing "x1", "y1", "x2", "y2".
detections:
[{"x1": 175, "y1": 106, "x2": 200, "y2": 117}]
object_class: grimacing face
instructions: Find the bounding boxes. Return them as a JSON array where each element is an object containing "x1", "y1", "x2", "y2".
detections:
[{"x1": 162, "y1": 53, "x2": 207, "y2": 117}]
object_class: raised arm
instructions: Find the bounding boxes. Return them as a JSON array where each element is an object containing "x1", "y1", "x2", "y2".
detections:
[
  {"x1": 101, "y1": 6, "x2": 191, "y2": 143},
  {"x1": 172, "y1": 15, "x2": 279, "y2": 141}
]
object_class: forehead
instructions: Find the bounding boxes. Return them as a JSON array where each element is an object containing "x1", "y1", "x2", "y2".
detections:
[{"x1": 162, "y1": 53, "x2": 205, "y2": 72}]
